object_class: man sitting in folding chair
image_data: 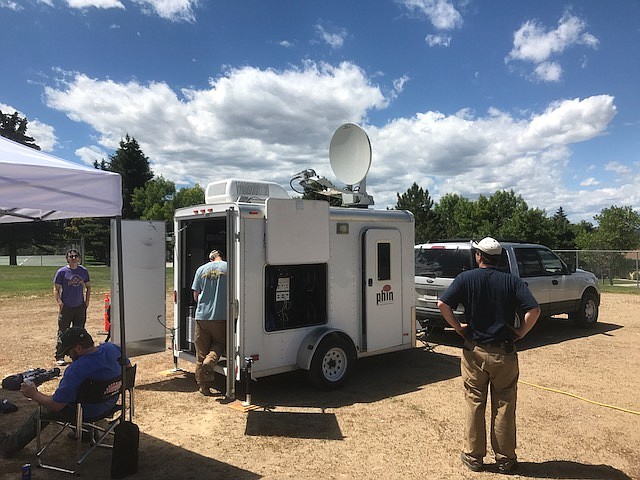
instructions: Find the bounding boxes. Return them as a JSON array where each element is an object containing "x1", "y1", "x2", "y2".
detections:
[{"x1": 0, "y1": 326, "x2": 128, "y2": 460}]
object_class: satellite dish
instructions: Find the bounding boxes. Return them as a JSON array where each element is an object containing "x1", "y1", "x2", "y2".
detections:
[{"x1": 329, "y1": 123, "x2": 371, "y2": 186}]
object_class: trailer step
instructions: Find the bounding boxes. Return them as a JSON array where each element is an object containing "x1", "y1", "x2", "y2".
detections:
[{"x1": 213, "y1": 358, "x2": 227, "y2": 377}]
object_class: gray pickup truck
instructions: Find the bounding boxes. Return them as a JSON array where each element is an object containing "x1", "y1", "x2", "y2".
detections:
[{"x1": 415, "y1": 241, "x2": 601, "y2": 331}]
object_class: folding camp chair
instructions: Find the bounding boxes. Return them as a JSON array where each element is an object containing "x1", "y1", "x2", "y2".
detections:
[{"x1": 36, "y1": 364, "x2": 136, "y2": 475}]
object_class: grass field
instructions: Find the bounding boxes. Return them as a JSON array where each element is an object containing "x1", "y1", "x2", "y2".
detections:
[
  {"x1": 0, "y1": 266, "x2": 174, "y2": 296},
  {"x1": 0, "y1": 265, "x2": 636, "y2": 297}
]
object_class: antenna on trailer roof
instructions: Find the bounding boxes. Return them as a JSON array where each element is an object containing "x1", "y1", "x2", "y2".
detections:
[{"x1": 291, "y1": 123, "x2": 374, "y2": 207}]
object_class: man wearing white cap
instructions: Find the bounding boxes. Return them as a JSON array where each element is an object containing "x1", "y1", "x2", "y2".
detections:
[{"x1": 438, "y1": 237, "x2": 540, "y2": 474}]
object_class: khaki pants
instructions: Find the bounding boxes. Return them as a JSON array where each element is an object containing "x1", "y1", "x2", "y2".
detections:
[
  {"x1": 461, "y1": 341, "x2": 519, "y2": 463},
  {"x1": 194, "y1": 320, "x2": 226, "y2": 387}
]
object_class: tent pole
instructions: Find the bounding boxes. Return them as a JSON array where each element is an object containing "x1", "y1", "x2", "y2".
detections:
[{"x1": 115, "y1": 215, "x2": 127, "y2": 418}]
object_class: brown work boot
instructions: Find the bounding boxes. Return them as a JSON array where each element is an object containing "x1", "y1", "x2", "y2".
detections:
[{"x1": 460, "y1": 452, "x2": 483, "y2": 472}]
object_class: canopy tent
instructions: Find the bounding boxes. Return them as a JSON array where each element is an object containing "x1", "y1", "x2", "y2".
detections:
[
  {"x1": 0, "y1": 136, "x2": 122, "y2": 222},
  {"x1": 0, "y1": 135, "x2": 131, "y2": 417}
]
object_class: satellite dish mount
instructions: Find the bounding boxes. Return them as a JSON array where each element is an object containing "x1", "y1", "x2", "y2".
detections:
[{"x1": 292, "y1": 123, "x2": 374, "y2": 207}]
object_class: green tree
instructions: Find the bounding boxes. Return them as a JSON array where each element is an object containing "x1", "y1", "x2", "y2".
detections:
[
  {"x1": 106, "y1": 135, "x2": 153, "y2": 219},
  {"x1": 64, "y1": 218, "x2": 111, "y2": 265},
  {"x1": 576, "y1": 205, "x2": 640, "y2": 250},
  {"x1": 501, "y1": 207, "x2": 553, "y2": 246},
  {"x1": 395, "y1": 183, "x2": 441, "y2": 243},
  {"x1": 550, "y1": 207, "x2": 576, "y2": 249},
  {"x1": 474, "y1": 190, "x2": 526, "y2": 238},
  {"x1": 0, "y1": 110, "x2": 40, "y2": 150},
  {"x1": 576, "y1": 205, "x2": 640, "y2": 284},
  {"x1": 0, "y1": 111, "x2": 65, "y2": 264},
  {"x1": 175, "y1": 184, "x2": 205, "y2": 209},
  {"x1": 132, "y1": 176, "x2": 176, "y2": 223},
  {"x1": 434, "y1": 193, "x2": 476, "y2": 239},
  {"x1": 132, "y1": 177, "x2": 205, "y2": 227}
]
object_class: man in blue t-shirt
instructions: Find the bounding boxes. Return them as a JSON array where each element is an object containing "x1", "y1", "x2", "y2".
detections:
[
  {"x1": 0, "y1": 327, "x2": 126, "y2": 458},
  {"x1": 53, "y1": 249, "x2": 91, "y2": 365},
  {"x1": 191, "y1": 249, "x2": 227, "y2": 396},
  {"x1": 438, "y1": 237, "x2": 540, "y2": 475}
]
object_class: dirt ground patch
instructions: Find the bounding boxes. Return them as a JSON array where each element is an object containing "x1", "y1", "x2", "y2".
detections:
[{"x1": 1, "y1": 292, "x2": 639, "y2": 479}]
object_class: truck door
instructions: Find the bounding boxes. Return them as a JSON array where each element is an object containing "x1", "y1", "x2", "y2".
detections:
[
  {"x1": 512, "y1": 247, "x2": 551, "y2": 314},
  {"x1": 363, "y1": 228, "x2": 403, "y2": 352}
]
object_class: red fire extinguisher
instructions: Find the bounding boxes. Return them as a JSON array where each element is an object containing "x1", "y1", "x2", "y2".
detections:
[{"x1": 103, "y1": 293, "x2": 111, "y2": 333}]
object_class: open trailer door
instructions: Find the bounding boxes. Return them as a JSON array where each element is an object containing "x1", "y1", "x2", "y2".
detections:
[{"x1": 110, "y1": 219, "x2": 167, "y2": 356}]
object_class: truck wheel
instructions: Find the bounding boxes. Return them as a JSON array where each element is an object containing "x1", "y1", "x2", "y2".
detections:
[
  {"x1": 309, "y1": 336, "x2": 354, "y2": 389},
  {"x1": 570, "y1": 292, "x2": 599, "y2": 329}
]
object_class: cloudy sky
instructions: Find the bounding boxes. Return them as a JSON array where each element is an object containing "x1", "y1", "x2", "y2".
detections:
[{"x1": 1, "y1": 0, "x2": 638, "y2": 222}]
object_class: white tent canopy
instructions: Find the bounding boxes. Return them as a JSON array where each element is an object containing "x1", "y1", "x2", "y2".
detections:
[
  {"x1": 0, "y1": 136, "x2": 122, "y2": 223},
  {"x1": 0, "y1": 135, "x2": 131, "y2": 392}
]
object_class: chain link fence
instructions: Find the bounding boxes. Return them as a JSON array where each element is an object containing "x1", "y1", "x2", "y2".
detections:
[
  {"x1": 555, "y1": 249, "x2": 640, "y2": 289},
  {"x1": 0, "y1": 238, "x2": 85, "y2": 266}
]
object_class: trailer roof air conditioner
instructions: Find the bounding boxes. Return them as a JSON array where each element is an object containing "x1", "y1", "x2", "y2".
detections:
[{"x1": 205, "y1": 179, "x2": 290, "y2": 204}]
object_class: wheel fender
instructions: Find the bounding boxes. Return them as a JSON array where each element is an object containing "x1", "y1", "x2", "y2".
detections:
[{"x1": 296, "y1": 327, "x2": 354, "y2": 371}]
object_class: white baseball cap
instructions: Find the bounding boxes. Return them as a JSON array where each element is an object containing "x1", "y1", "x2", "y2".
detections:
[{"x1": 471, "y1": 237, "x2": 503, "y2": 256}]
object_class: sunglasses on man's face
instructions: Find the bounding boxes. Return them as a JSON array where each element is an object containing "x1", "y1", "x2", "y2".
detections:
[{"x1": 68, "y1": 255, "x2": 79, "y2": 259}]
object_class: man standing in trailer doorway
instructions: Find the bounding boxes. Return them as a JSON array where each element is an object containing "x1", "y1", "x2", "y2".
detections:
[
  {"x1": 192, "y1": 249, "x2": 227, "y2": 396},
  {"x1": 53, "y1": 249, "x2": 91, "y2": 366}
]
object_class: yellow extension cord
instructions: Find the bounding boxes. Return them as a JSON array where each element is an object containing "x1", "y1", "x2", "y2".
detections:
[
  {"x1": 423, "y1": 339, "x2": 640, "y2": 416},
  {"x1": 518, "y1": 380, "x2": 640, "y2": 415}
]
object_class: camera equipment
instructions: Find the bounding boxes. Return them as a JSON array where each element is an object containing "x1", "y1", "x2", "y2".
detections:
[{"x1": 2, "y1": 367, "x2": 61, "y2": 391}]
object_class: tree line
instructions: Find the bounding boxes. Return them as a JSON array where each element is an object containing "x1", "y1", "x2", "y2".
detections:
[
  {"x1": 2, "y1": 110, "x2": 639, "y2": 265},
  {"x1": 396, "y1": 182, "x2": 640, "y2": 251}
]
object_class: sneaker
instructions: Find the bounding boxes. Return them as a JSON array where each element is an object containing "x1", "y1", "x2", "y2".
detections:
[
  {"x1": 199, "y1": 386, "x2": 213, "y2": 396},
  {"x1": 497, "y1": 460, "x2": 518, "y2": 474},
  {"x1": 460, "y1": 452, "x2": 483, "y2": 472},
  {"x1": 56, "y1": 359, "x2": 67, "y2": 366}
]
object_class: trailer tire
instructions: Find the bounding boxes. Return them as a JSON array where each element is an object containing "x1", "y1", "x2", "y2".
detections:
[{"x1": 309, "y1": 336, "x2": 354, "y2": 389}]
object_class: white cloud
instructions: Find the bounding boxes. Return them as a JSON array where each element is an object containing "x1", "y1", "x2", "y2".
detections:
[
  {"x1": 67, "y1": 0, "x2": 125, "y2": 8},
  {"x1": 315, "y1": 24, "x2": 347, "y2": 49},
  {"x1": 399, "y1": 0, "x2": 463, "y2": 30},
  {"x1": 393, "y1": 75, "x2": 410, "y2": 95},
  {"x1": 41, "y1": 63, "x2": 628, "y2": 220},
  {"x1": 44, "y1": 62, "x2": 388, "y2": 185},
  {"x1": 534, "y1": 61, "x2": 562, "y2": 82},
  {"x1": 605, "y1": 161, "x2": 631, "y2": 174},
  {"x1": 131, "y1": 0, "x2": 198, "y2": 22},
  {"x1": 425, "y1": 34, "x2": 451, "y2": 47},
  {"x1": 0, "y1": 1, "x2": 22, "y2": 10},
  {"x1": 506, "y1": 12, "x2": 599, "y2": 82},
  {"x1": 580, "y1": 178, "x2": 599, "y2": 187},
  {"x1": 76, "y1": 145, "x2": 109, "y2": 166}
]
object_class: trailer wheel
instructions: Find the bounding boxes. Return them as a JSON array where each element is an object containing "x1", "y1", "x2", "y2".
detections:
[
  {"x1": 309, "y1": 336, "x2": 354, "y2": 389},
  {"x1": 569, "y1": 291, "x2": 599, "y2": 329}
]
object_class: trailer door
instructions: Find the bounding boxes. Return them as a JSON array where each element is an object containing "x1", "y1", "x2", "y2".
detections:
[
  {"x1": 111, "y1": 219, "x2": 166, "y2": 357},
  {"x1": 363, "y1": 228, "x2": 403, "y2": 351}
]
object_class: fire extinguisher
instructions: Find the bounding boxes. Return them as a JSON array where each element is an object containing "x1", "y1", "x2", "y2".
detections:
[{"x1": 103, "y1": 293, "x2": 111, "y2": 333}]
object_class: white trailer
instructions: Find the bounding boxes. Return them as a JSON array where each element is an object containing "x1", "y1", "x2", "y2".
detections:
[{"x1": 172, "y1": 125, "x2": 415, "y2": 399}]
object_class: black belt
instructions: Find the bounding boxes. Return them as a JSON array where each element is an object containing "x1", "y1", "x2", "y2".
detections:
[{"x1": 465, "y1": 340, "x2": 516, "y2": 353}]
